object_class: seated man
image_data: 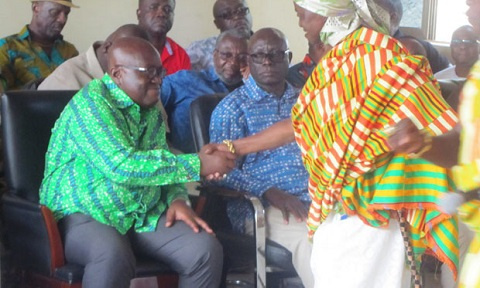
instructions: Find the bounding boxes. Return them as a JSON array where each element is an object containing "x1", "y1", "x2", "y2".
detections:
[
  {"x1": 0, "y1": 0, "x2": 79, "y2": 90},
  {"x1": 39, "y1": 24, "x2": 148, "y2": 90},
  {"x1": 435, "y1": 25, "x2": 479, "y2": 80},
  {"x1": 137, "y1": 0, "x2": 190, "y2": 75},
  {"x1": 40, "y1": 36, "x2": 235, "y2": 288},
  {"x1": 209, "y1": 28, "x2": 314, "y2": 288},
  {"x1": 186, "y1": 0, "x2": 252, "y2": 71},
  {"x1": 161, "y1": 30, "x2": 248, "y2": 153}
]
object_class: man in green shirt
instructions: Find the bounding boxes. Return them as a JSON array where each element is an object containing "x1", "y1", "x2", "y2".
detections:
[{"x1": 40, "y1": 36, "x2": 234, "y2": 288}]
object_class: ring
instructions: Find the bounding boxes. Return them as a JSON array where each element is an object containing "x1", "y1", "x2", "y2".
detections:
[{"x1": 222, "y1": 174, "x2": 227, "y2": 179}]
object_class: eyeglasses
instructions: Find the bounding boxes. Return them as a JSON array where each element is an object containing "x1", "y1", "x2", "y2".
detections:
[
  {"x1": 451, "y1": 39, "x2": 479, "y2": 46},
  {"x1": 215, "y1": 50, "x2": 248, "y2": 64},
  {"x1": 216, "y1": 7, "x2": 249, "y2": 20},
  {"x1": 147, "y1": 4, "x2": 174, "y2": 15},
  {"x1": 117, "y1": 65, "x2": 166, "y2": 79},
  {"x1": 248, "y1": 50, "x2": 291, "y2": 64}
]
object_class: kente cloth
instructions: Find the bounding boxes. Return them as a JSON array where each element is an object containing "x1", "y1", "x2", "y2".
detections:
[
  {"x1": 454, "y1": 61, "x2": 480, "y2": 288},
  {"x1": 292, "y1": 26, "x2": 459, "y2": 276}
]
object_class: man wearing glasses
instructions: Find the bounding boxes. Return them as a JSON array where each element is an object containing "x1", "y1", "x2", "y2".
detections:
[
  {"x1": 187, "y1": 0, "x2": 253, "y2": 71},
  {"x1": 40, "y1": 37, "x2": 234, "y2": 288},
  {"x1": 435, "y1": 25, "x2": 479, "y2": 80},
  {"x1": 210, "y1": 28, "x2": 314, "y2": 288},
  {"x1": 137, "y1": 0, "x2": 191, "y2": 75},
  {"x1": 161, "y1": 30, "x2": 248, "y2": 153}
]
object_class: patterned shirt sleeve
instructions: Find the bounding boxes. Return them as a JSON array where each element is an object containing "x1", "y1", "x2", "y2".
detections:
[
  {"x1": 66, "y1": 84, "x2": 200, "y2": 187},
  {"x1": 209, "y1": 95, "x2": 272, "y2": 197}
]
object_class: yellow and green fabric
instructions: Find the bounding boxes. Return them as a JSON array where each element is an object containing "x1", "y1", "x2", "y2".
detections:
[
  {"x1": 0, "y1": 25, "x2": 78, "y2": 90},
  {"x1": 454, "y1": 61, "x2": 480, "y2": 288},
  {"x1": 292, "y1": 26, "x2": 459, "y2": 277}
]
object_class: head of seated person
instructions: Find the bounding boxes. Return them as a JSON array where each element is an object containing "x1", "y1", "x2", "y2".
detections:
[
  {"x1": 137, "y1": 0, "x2": 175, "y2": 41},
  {"x1": 450, "y1": 25, "x2": 479, "y2": 78},
  {"x1": 108, "y1": 37, "x2": 164, "y2": 109},
  {"x1": 398, "y1": 35, "x2": 428, "y2": 57},
  {"x1": 247, "y1": 28, "x2": 291, "y2": 97},
  {"x1": 213, "y1": 0, "x2": 253, "y2": 38},
  {"x1": 30, "y1": 0, "x2": 78, "y2": 43},
  {"x1": 213, "y1": 30, "x2": 249, "y2": 88}
]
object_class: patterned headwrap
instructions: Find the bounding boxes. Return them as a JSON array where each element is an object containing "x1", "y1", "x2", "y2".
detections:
[{"x1": 294, "y1": 0, "x2": 390, "y2": 46}]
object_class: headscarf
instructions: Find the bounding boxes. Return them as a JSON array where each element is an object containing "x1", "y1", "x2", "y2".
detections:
[{"x1": 294, "y1": 0, "x2": 391, "y2": 46}]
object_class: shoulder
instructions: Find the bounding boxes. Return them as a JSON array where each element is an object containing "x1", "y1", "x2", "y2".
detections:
[
  {"x1": 57, "y1": 39, "x2": 79, "y2": 56},
  {"x1": 166, "y1": 37, "x2": 188, "y2": 55}
]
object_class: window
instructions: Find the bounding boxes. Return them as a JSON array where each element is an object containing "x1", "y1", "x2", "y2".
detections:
[{"x1": 401, "y1": 0, "x2": 470, "y2": 42}]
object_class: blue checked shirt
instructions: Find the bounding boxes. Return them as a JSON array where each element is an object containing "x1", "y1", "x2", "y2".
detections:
[{"x1": 209, "y1": 76, "x2": 310, "y2": 232}]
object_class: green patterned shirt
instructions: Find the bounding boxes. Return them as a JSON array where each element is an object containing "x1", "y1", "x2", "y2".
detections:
[
  {"x1": 0, "y1": 25, "x2": 78, "y2": 90},
  {"x1": 40, "y1": 74, "x2": 200, "y2": 234}
]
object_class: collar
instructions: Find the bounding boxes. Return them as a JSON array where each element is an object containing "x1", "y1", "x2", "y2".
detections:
[
  {"x1": 101, "y1": 74, "x2": 136, "y2": 109},
  {"x1": 244, "y1": 75, "x2": 297, "y2": 102},
  {"x1": 21, "y1": 25, "x2": 64, "y2": 43}
]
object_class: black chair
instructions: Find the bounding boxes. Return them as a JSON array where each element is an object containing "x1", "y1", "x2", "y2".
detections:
[
  {"x1": 1, "y1": 90, "x2": 178, "y2": 288},
  {"x1": 190, "y1": 94, "x2": 298, "y2": 288}
]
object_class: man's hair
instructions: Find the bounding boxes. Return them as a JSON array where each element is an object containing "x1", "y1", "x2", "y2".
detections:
[{"x1": 215, "y1": 29, "x2": 249, "y2": 48}]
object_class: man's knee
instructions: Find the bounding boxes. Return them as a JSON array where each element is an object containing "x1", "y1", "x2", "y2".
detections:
[{"x1": 184, "y1": 233, "x2": 223, "y2": 274}]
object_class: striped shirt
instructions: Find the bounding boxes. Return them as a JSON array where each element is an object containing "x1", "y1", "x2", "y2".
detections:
[
  {"x1": 40, "y1": 74, "x2": 200, "y2": 234},
  {"x1": 0, "y1": 25, "x2": 78, "y2": 90},
  {"x1": 292, "y1": 27, "x2": 459, "y2": 275}
]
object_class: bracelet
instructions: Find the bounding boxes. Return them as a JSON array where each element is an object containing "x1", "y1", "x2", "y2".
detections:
[
  {"x1": 222, "y1": 139, "x2": 236, "y2": 154},
  {"x1": 408, "y1": 130, "x2": 433, "y2": 158}
]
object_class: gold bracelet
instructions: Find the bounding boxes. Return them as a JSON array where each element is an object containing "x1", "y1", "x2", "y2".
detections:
[
  {"x1": 408, "y1": 130, "x2": 433, "y2": 158},
  {"x1": 222, "y1": 139, "x2": 236, "y2": 154}
]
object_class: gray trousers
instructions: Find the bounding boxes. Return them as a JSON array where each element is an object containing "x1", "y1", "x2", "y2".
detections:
[{"x1": 59, "y1": 213, "x2": 223, "y2": 288}]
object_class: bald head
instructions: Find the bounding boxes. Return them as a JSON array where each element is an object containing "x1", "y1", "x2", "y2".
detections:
[
  {"x1": 105, "y1": 24, "x2": 149, "y2": 43},
  {"x1": 108, "y1": 37, "x2": 162, "y2": 108},
  {"x1": 108, "y1": 37, "x2": 159, "y2": 74}
]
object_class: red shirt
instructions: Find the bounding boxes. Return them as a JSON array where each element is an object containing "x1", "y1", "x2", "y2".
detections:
[{"x1": 161, "y1": 37, "x2": 191, "y2": 75}]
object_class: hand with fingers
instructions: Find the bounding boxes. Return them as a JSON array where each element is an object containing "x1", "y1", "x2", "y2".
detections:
[
  {"x1": 165, "y1": 199, "x2": 214, "y2": 234},
  {"x1": 198, "y1": 144, "x2": 236, "y2": 181},
  {"x1": 263, "y1": 187, "x2": 308, "y2": 224},
  {"x1": 387, "y1": 118, "x2": 427, "y2": 155}
]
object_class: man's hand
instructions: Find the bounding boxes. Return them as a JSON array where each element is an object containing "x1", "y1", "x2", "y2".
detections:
[
  {"x1": 387, "y1": 118, "x2": 425, "y2": 154},
  {"x1": 165, "y1": 199, "x2": 214, "y2": 234},
  {"x1": 201, "y1": 143, "x2": 231, "y2": 154},
  {"x1": 198, "y1": 145, "x2": 235, "y2": 179},
  {"x1": 263, "y1": 187, "x2": 308, "y2": 224}
]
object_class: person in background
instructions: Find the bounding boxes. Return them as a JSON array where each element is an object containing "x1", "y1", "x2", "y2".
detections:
[
  {"x1": 38, "y1": 24, "x2": 149, "y2": 90},
  {"x1": 386, "y1": 0, "x2": 451, "y2": 73},
  {"x1": 286, "y1": 41, "x2": 329, "y2": 89},
  {"x1": 137, "y1": 0, "x2": 190, "y2": 75},
  {"x1": 40, "y1": 36, "x2": 234, "y2": 288},
  {"x1": 186, "y1": 0, "x2": 252, "y2": 71},
  {"x1": 0, "y1": 0, "x2": 78, "y2": 90},
  {"x1": 210, "y1": 28, "x2": 314, "y2": 288},
  {"x1": 397, "y1": 35, "x2": 428, "y2": 57},
  {"x1": 435, "y1": 25, "x2": 479, "y2": 80},
  {"x1": 161, "y1": 30, "x2": 248, "y2": 153}
]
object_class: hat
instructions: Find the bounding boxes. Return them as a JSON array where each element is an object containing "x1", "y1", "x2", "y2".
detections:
[{"x1": 31, "y1": 0, "x2": 79, "y2": 8}]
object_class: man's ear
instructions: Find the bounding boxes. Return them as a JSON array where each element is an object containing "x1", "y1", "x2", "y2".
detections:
[
  {"x1": 110, "y1": 66, "x2": 123, "y2": 85},
  {"x1": 214, "y1": 19, "x2": 222, "y2": 31},
  {"x1": 136, "y1": 9, "x2": 141, "y2": 21},
  {"x1": 288, "y1": 51, "x2": 293, "y2": 64},
  {"x1": 102, "y1": 41, "x2": 113, "y2": 54}
]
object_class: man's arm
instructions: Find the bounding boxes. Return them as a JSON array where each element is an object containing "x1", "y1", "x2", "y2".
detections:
[
  {"x1": 67, "y1": 87, "x2": 232, "y2": 187},
  {"x1": 387, "y1": 118, "x2": 460, "y2": 168}
]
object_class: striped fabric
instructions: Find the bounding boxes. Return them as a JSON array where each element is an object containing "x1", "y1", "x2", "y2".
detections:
[
  {"x1": 292, "y1": 27, "x2": 459, "y2": 276},
  {"x1": 455, "y1": 61, "x2": 480, "y2": 288}
]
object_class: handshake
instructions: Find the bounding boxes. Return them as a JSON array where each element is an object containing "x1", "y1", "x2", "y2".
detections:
[{"x1": 197, "y1": 142, "x2": 237, "y2": 181}]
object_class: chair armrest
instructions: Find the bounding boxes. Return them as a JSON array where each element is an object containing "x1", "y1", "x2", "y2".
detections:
[{"x1": 2, "y1": 194, "x2": 65, "y2": 276}]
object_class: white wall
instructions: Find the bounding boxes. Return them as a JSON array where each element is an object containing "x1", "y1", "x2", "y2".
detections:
[{"x1": 0, "y1": 0, "x2": 308, "y2": 63}]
